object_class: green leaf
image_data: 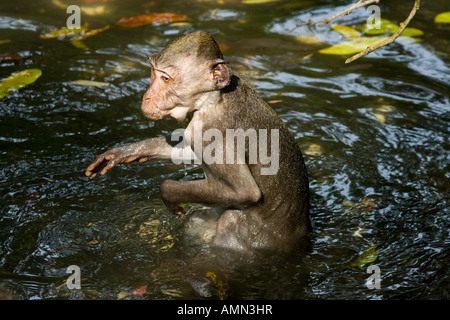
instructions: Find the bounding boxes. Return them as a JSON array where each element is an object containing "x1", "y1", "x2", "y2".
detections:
[
  {"x1": 319, "y1": 36, "x2": 387, "y2": 55},
  {"x1": 351, "y1": 246, "x2": 379, "y2": 268},
  {"x1": 331, "y1": 24, "x2": 361, "y2": 39},
  {"x1": 0, "y1": 69, "x2": 42, "y2": 99},
  {"x1": 71, "y1": 38, "x2": 89, "y2": 51},
  {"x1": 434, "y1": 11, "x2": 450, "y2": 23},
  {"x1": 401, "y1": 27, "x2": 424, "y2": 37},
  {"x1": 72, "y1": 80, "x2": 110, "y2": 87},
  {"x1": 41, "y1": 26, "x2": 89, "y2": 39},
  {"x1": 359, "y1": 18, "x2": 399, "y2": 35},
  {"x1": 359, "y1": 18, "x2": 424, "y2": 37}
]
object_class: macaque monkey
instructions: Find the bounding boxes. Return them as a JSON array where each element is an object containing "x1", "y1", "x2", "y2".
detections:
[{"x1": 86, "y1": 32, "x2": 310, "y2": 254}]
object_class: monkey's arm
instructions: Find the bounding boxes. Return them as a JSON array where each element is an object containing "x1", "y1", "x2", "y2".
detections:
[
  {"x1": 85, "y1": 132, "x2": 195, "y2": 177},
  {"x1": 160, "y1": 163, "x2": 262, "y2": 213}
]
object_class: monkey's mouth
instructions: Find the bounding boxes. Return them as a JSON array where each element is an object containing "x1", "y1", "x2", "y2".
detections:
[{"x1": 142, "y1": 108, "x2": 166, "y2": 121}]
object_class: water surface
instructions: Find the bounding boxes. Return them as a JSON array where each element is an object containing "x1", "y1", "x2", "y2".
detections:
[{"x1": 0, "y1": 0, "x2": 449, "y2": 299}]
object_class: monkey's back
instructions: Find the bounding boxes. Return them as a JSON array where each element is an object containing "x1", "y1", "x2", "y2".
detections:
[{"x1": 218, "y1": 74, "x2": 311, "y2": 251}]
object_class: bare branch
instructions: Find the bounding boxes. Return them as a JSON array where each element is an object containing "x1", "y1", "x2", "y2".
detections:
[
  {"x1": 345, "y1": 0, "x2": 421, "y2": 63},
  {"x1": 289, "y1": 0, "x2": 380, "y2": 33}
]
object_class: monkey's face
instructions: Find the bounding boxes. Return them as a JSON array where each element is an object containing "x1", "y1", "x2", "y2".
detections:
[{"x1": 141, "y1": 55, "x2": 231, "y2": 123}]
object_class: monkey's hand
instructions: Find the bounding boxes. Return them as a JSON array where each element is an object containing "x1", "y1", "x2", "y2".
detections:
[
  {"x1": 173, "y1": 205, "x2": 186, "y2": 218},
  {"x1": 85, "y1": 144, "x2": 150, "y2": 178}
]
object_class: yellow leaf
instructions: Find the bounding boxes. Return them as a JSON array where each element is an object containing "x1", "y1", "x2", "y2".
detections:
[
  {"x1": 71, "y1": 39, "x2": 89, "y2": 51},
  {"x1": 81, "y1": 6, "x2": 108, "y2": 16},
  {"x1": 359, "y1": 18, "x2": 399, "y2": 35},
  {"x1": 351, "y1": 246, "x2": 379, "y2": 268},
  {"x1": 170, "y1": 22, "x2": 192, "y2": 27},
  {"x1": 374, "y1": 113, "x2": 386, "y2": 124},
  {"x1": 162, "y1": 288, "x2": 183, "y2": 298},
  {"x1": 331, "y1": 24, "x2": 361, "y2": 39},
  {"x1": 354, "y1": 226, "x2": 364, "y2": 238},
  {"x1": 342, "y1": 201, "x2": 355, "y2": 207},
  {"x1": 376, "y1": 105, "x2": 394, "y2": 112},
  {"x1": 304, "y1": 143, "x2": 323, "y2": 156},
  {"x1": 319, "y1": 36, "x2": 387, "y2": 55},
  {"x1": 0, "y1": 69, "x2": 42, "y2": 100},
  {"x1": 206, "y1": 271, "x2": 230, "y2": 300},
  {"x1": 117, "y1": 291, "x2": 130, "y2": 299},
  {"x1": 401, "y1": 27, "x2": 424, "y2": 37},
  {"x1": 295, "y1": 35, "x2": 323, "y2": 46},
  {"x1": 434, "y1": 11, "x2": 450, "y2": 23},
  {"x1": 41, "y1": 26, "x2": 89, "y2": 39},
  {"x1": 72, "y1": 80, "x2": 110, "y2": 87},
  {"x1": 242, "y1": 0, "x2": 279, "y2": 3}
]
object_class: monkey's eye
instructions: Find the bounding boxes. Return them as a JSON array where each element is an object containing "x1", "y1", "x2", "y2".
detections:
[{"x1": 162, "y1": 76, "x2": 170, "y2": 83}]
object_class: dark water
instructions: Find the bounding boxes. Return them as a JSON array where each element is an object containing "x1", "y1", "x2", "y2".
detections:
[{"x1": 0, "y1": 0, "x2": 449, "y2": 300}]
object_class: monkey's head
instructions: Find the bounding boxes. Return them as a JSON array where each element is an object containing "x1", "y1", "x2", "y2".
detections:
[{"x1": 141, "y1": 32, "x2": 231, "y2": 122}]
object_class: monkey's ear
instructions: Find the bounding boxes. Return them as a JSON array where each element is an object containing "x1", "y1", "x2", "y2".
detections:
[{"x1": 209, "y1": 59, "x2": 231, "y2": 90}]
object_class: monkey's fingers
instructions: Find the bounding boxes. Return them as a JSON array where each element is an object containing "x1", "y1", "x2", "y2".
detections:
[
  {"x1": 86, "y1": 158, "x2": 110, "y2": 177},
  {"x1": 86, "y1": 153, "x2": 115, "y2": 177},
  {"x1": 175, "y1": 205, "x2": 186, "y2": 218},
  {"x1": 97, "y1": 154, "x2": 138, "y2": 175}
]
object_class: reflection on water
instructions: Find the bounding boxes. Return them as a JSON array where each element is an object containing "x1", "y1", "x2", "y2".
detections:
[{"x1": 0, "y1": 0, "x2": 449, "y2": 299}]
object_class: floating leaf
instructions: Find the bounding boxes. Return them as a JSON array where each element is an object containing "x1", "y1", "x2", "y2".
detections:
[
  {"x1": 161, "y1": 288, "x2": 183, "y2": 298},
  {"x1": 72, "y1": 80, "x2": 110, "y2": 87},
  {"x1": 434, "y1": 11, "x2": 450, "y2": 23},
  {"x1": 116, "y1": 13, "x2": 191, "y2": 28},
  {"x1": 295, "y1": 35, "x2": 323, "y2": 46},
  {"x1": 206, "y1": 270, "x2": 230, "y2": 300},
  {"x1": 170, "y1": 22, "x2": 192, "y2": 27},
  {"x1": 117, "y1": 291, "x2": 130, "y2": 299},
  {"x1": 397, "y1": 36, "x2": 422, "y2": 44},
  {"x1": 376, "y1": 105, "x2": 395, "y2": 112},
  {"x1": 132, "y1": 286, "x2": 147, "y2": 295},
  {"x1": 0, "y1": 53, "x2": 23, "y2": 63},
  {"x1": 41, "y1": 26, "x2": 89, "y2": 39},
  {"x1": 346, "y1": 195, "x2": 380, "y2": 214},
  {"x1": 242, "y1": 0, "x2": 279, "y2": 4},
  {"x1": 75, "y1": 24, "x2": 110, "y2": 40},
  {"x1": 319, "y1": 36, "x2": 387, "y2": 55},
  {"x1": 71, "y1": 39, "x2": 89, "y2": 50},
  {"x1": 354, "y1": 226, "x2": 364, "y2": 238},
  {"x1": 374, "y1": 113, "x2": 386, "y2": 124},
  {"x1": 401, "y1": 27, "x2": 424, "y2": 37},
  {"x1": 52, "y1": 0, "x2": 109, "y2": 15},
  {"x1": 304, "y1": 143, "x2": 323, "y2": 156},
  {"x1": 351, "y1": 246, "x2": 379, "y2": 268},
  {"x1": 343, "y1": 201, "x2": 355, "y2": 207},
  {"x1": 82, "y1": 5, "x2": 108, "y2": 16},
  {"x1": 0, "y1": 68, "x2": 42, "y2": 99},
  {"x1": 359, "y1": 18, "x2": 399, "y2": 35},
  {"x1": 331, "y1": 24, "x2": 361, "y2": 39},
  {"x1": 360, "y1": 19, "x2": 424, "y2": 37},
  {"x1": 360, "y1": 195, "x2": 379, "y2": 210}
]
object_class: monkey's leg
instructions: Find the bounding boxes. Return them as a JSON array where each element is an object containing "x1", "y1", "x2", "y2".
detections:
[{"x1": 159, "y1": 163, "x2": 261, "y2": 214}]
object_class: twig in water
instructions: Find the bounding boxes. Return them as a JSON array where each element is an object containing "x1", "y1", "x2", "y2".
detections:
[
  {"x1": 345, "y1": 0, "x2": 421, "y2": 63},
  {"x1": 289, "y1": 0, "x2": 380, "y2": 33}
]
